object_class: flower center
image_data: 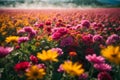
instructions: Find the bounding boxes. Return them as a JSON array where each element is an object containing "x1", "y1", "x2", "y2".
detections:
[
  {"x1": 111, "y1": 54, "x2": 117, "y2": 58},
  {"x1": 32, "y1": 72, "x2": 39, "y2": 77}
]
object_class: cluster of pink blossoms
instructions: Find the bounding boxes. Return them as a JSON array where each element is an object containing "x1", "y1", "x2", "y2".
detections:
[{"x1": 86, "y1": 54, "x2": 112, "y2": 80}]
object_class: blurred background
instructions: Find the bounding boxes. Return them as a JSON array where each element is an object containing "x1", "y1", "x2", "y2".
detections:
[{"x1": 0, "y1": 0, "x2": 120, "y2": 8}]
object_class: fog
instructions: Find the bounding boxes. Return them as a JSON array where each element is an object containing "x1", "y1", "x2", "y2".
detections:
[{"x1": 0, "y1": 0, "x2": 119, "y2": 9}]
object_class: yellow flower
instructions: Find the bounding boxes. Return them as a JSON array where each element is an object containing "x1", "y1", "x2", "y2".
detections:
[
  {"x1": 25, "y1": 65, "x2": 46, "y2": 80},
  {"x1": 5, "y1": 36, "x2": 19, "y2": 43},
  {"x1": 61, "y1": 61, "x2": 84, "y2": 76},
  {"x1": 37, "y1": 50, "x2": 58, "y2": 62},
  {"x1": 101, "y1": 45, "x2": 120, "y2": 65}
]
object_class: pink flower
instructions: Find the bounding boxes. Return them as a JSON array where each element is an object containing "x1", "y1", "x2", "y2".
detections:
[
  {"x1": 17, "y1": 29, "x2": 25, "y2": 34},
  {"x1": 18, "y1": 37, "x2": 29, "y2": 44},
  {"x1": 0, "y1": 46, "x2": 13, "y2": 58},
  {"x1": 86, "y1": 54, "x2": 105, "y2": 64},
  {"x1": 81, "y1": 20, "x2": 90, "y2": 28},
  {"x1": 94, "y1": 63, "x2": 112, "y2": 71},
  {"x1": 37, "y1": 64, "x2": 46, "y2": 69},
  {"x1": 57, "y1": 64, "x2": 64, "y2": 72},
  {"x1": 98, "y1": 72, "x2": 112, "y2": 80},
  {"x1": 51, "y1": 48, "x2": 63, "y2": 55}
]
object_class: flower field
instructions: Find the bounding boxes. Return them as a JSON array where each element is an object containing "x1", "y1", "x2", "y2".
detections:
[{"x1": 0, "y1": 8, "x2": 120, "y2": 80}]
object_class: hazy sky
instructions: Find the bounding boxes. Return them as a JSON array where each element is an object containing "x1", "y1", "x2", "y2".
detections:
[{"x1": 98, "y1": 0, "x2": 120, "y2": 4}]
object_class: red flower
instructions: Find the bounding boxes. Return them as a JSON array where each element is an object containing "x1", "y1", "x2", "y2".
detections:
[
  {"x1": 14, "y1": 61, "x2": 30, "y2": 72},
  {"x1": 30, "y1": 55, "x2": 38, "y2": 64}
]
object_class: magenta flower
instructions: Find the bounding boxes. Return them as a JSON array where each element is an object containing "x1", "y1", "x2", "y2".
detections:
[
  {"x1": 57, "y1": 27, "x2": 68, "y2": 35},
  {"x1": 94, "y1": 63, "x2": 111, "y2": 71},
  {"x1": 51, "y1": 27, "x2": 68, "y2": 40},
  {"x1": 0, "y1": 46, "x2": 13, "y2": 58},
  {"x1": 51, "y1": 32, "x2": 61, "y2": 40},
  {"x1": 98, "y1": 72, "x2": 112, "y2": 80},
  {"x1": 86, "y1": 54, "x2": 105, "y2": 64},
  {"x1": 23, "y1": 26, "x2": 33, "y2": 33},
  {"x1": 60, "y1": 36, "x2": 74, "y2": 47},
  {"x1": 28, "y1": 30, "x2": 37, "y2": 38},
  {"x1": 106, "y1": 34, "x2": 120, "y2": 45},
  {"x1": 18, "y1": 37, "x2": 29, "y2": 44},
  {"x1": 81, "y1": 20, "x2": 90, "y2": 28},
  {"x1": 51, "y1": 48, "x2": 63, "y2": 55},
  {"x1": 93, "y1": 34, "x2": 103, "y2": 43}
]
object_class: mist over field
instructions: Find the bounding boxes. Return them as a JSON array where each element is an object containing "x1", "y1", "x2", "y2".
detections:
[{"x1": 0, "y1": 0, "x2": 120, "y2": 9}]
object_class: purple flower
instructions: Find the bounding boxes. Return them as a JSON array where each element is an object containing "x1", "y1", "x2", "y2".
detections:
[
  {"x1": 86, "y1": 54, "x2": 105, "y2": 64},
  {"x1": 0, "y1": 46, "x2": 13, "y2": 58},
  {"x1": 106, "y1": 34, "x2": 120, "y2": 45},
  {"x1": 81, "y1": 20, "x2": 90, "y2": 28},
  {"x1": 98, "y1": 72, "x2": 112, "y2": 80},
  {"x1": 94, "y1": 63, "x2": 111, "y2": 71},
  {"x1": 60, "y1": 36, "x2": 74, "y2": 47},
  {"x1": 18, "y1": 37, "x2": 29, "y2": 44},
  {"x1": 93, "y1": 35, "x2": 103, "y2": 43},
  {"x1": 51, "y1": 48, "x2": 63, "y2": 55}
]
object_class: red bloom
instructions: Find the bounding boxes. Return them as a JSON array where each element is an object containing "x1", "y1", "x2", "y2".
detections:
[
  {"x1": 30, "y1": 55, "x2": 38, "y2": 64},
  {"x1": 14, "y1": 61, "x2": 30, "y2": 72}
]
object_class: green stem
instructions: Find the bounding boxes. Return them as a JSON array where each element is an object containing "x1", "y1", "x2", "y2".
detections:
[
  {"x1": 45, "y1": 62, "x2": 53, "y2": 80},
  {"x1": 89, "y1": 64, "x2": 94, "y2": 80},
  {"x1": 117, "y1": 65, "x2": 120, "y2": 80}
]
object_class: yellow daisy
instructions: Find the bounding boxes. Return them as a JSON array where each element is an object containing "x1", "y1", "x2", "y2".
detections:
[
  {"x1": 25, "y1": 65, "x2": 46, "y2": 80},
  {"x1": 5, "y1": 36, "x2": 19, "y2": 43},
  {"x1": 37, "y1": 49, "x2": 58, "y2": 62},
  {"x1": 101, "y1": 45, "x2": 120, "y2": 65},
  {"x1": 61, "y1": 61, "x2": 84, "y2": 76}
]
